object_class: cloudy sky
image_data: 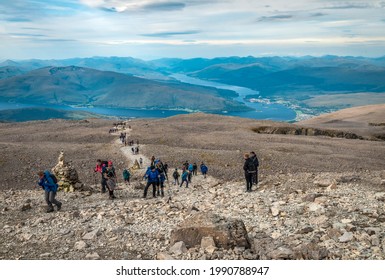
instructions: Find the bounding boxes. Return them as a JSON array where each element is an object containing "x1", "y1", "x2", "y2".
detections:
[{"x1": 1, "y1": 0, "x2": 385, "y2": 60}]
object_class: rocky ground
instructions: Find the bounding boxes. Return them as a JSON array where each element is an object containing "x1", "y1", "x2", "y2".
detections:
[
  {"x1": 0, "y1": 112, "x2": 384, "y2": 260},
  {"x1": 1, "y1": 169, "x2": 384, "y2": 260}
]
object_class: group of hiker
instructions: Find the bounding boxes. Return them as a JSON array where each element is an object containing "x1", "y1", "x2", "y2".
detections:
[
  {"x1": 172, "y1": 161, "x2": 209, "y2": 189},
  {"x1": 36, "y1": 146, "x2": 259, "y2": 212}
]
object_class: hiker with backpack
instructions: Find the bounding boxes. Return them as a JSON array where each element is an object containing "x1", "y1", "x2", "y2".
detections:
[
  {"x1": 243, "y1": 153, "x2": 256, "y2": 192},
  {"x1": 193, "y1": 163, "x2": 198, "y2": 175},
  {"x1": 200, "y1": 162, "x2": 208, "y2": 178},
  {"x1": 104, "y1": 161, "x2": 117, "y2": 199},
  {"x1": 250, "y1": 151, "x2": 260, "y2": 186},
  {"x1": 188, "y1": 163, "x2": 194, "y2": 182},
  {"x1": 172, "y1": 168, "x2": 180, "y2": 185},
  {"x1": 143, "y1": 165, "x2": 159, "y2": 198},
  {"x1": 94, "y1": 159, "x2": 108, "y2": 193},
  {"x1": 179, "y1": 169, "x2": 190, "y2": 188},
  {"x1": 37, "y1": 170, "x2": 62, "y2": 213},
  {"x1": 157, "y1": 169, "x2": 166, "y2": 197},
  {"x1": 123, "y1": 168, "x2": 131, "y2": 185}
]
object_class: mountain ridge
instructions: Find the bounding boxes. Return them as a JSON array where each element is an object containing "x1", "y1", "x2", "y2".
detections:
[{"x1": 0, "y1": 65, "x2": 249, "y2": 113}]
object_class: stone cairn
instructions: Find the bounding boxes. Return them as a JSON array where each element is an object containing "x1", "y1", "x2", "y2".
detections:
[{"x1": 52, "y1": 151, "x2": 81, "y2": 192}]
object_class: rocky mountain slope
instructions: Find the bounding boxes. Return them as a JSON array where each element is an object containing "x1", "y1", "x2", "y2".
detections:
[
  {"x1": 298, "y1": 104, "x2": 385, "y2": 140},
  {"x1": 0, "y1": 111, "x2": 384, "y2": 260}
]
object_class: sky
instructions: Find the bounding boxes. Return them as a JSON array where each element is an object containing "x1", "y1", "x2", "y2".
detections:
[{"x1": 1, "y1": 0, "x2": 385, "y2": 60}]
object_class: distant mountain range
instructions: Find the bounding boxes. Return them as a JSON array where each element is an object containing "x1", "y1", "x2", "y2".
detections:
[
  {"x1": 0, "y1": 107, "x2": 104, "y2": 122},
  {"x1": 0, "y1": 65, "x2": 247, "y2": 113},
  {"x1": 1, "y1": 55, "x2": 384, "y2": 120}
]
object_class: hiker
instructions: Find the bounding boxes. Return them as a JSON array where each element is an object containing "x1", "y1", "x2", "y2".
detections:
[
  {"x1": 172, "y1": 168, "x2": 180, "y2": 185},
  {"x1": 139, "y1": 157, "x2": 143, "y2": 168},
  {"x1": 94, "y1": 159, "x2": 107, "y2": 193},
  {"x1": 250, "y1": 151, "x2": 259, "y2": 185},
  {"x1": 163, "y1": 163, "x2": 169, "y2": 176},
  {"x1": 151, "y1": 155, "x2": 156, "y2": 166},
  {"x1": 243, "y1": 153, "x2": 255, "y2": 192},
  {"x1": 157, "y1": 168, "x2": 166, "y2": 197},
  {"x1": 193, "y1": 163, "x2": 198, "y2": 175},
  {"x1": 123, "y1": 168, "x2": 131, "y2": 185},
  {"x1": 180, "y1": 169, "x2": 189, "y2": 188},
  {"x1": 131, "y1": 147, "x2": 135, "y2": 154},
  {"x1": 104, "y1": 161, "x2": 117, "y2": 199},
  {"x1": 143, "y1": 165, "x2": 159, "y2": 198},
  {"x1": 183, "y1": 161, "x2": 189, "y2": 170},
  {"x1": 200, "y1": 162, "x2": 208, "y2": 178},
  {"x1": 37, "y1": 170, "x2": 62, "y2": 213},
  {"x1": 188, "y1": 163, "x2": 194, "y2": 182}
]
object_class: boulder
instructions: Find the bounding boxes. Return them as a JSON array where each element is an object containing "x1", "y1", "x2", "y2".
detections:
[
  {"x1": 85, "y1": 252, "x2": 100, "y2": 260},
  {"x1": 170, "y1": 213, "x2": 251, "y2": 249},
  {"x1": 267, "y1": 247, "x2": 294, "y2": 260},
  {"x1": 74, "y1": 241, "x2": 88, "y2": 250},
  {"x1": 82, "y1": 228, "x2": 100, "y2": 240},
  {"x1": 294, "y1": 243, "x2": 329, "y2": 260},
  {"x1": 201, "y1": 236, "x2": 216, "y2": 253},
  {"x1": 339, "y1": 232, "x2": 354, "y2": 243},
  {"x1": 169, "y1": 241, "x2": 187, "y2": 256},
  {"x1": 157, "y1": 252, "x2": 175, "y2": 260}
]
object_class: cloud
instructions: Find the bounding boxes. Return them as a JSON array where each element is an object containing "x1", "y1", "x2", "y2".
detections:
[
  {"x1": 141, "y1": 30, "x2": 200, "y2": 37},
  {"x1": 141, "y1": 2, "x2": 186, "y2": 11},
  {"x1": 4, "y1": 17, "x2": 32, "y2": 22},
  {"x1": 323, "y1": 3, "x2": 371, "y2": 10},
  {"x1": 257, "y1": 14, "x2": 293, "y2": 22},
  {"x1": 9, "y1": 33, "x2": 47, "y2": 37},
  {"x1": 310, "y1": 12, "x2": 327, "y2": 17},
  {"x1": 81, "y1": 0, "x2": 188, "y2": 13}
]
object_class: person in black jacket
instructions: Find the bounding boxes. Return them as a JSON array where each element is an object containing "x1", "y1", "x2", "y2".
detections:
[
  {"x1": 250, "y1": 151, "x2": 259, "y2": 186},
  {"x1": 243, "y1": 153, "x2": 256, "y2": 192}
]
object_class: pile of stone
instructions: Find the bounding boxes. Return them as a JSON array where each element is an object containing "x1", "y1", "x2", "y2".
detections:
[{"x1": 52, "y1": 151, "x2": 81, "y2": 192}]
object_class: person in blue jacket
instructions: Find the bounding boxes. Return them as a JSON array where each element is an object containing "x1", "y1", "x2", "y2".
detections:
[
  {"x1": 179, "y1": 169, "x2": 189, "y2": 188},
  {"x1": 143, "y1": 166, "x2": 159, "y2": 198},
  {"x1": 37, "y1": 170, "x2": 62, "y2": 213},
  {"x1": 200, "y1": 162, "x2": 208, "y2": 178},
  {"x1": 188, "y1": 163, "x2": 194, "y2": 182}
]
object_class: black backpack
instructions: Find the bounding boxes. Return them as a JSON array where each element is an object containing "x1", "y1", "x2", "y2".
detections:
[
  {"x1": 247, "y1": 160, "x2": 256, "y2": 173},
  {"x1": 50, "y1": 173, "x2": 58, "y2": 184}
]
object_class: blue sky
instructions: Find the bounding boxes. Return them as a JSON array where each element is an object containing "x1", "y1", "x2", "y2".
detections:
[{"x1": 1, "y1": 0, "x2": 385, "y2": 60}]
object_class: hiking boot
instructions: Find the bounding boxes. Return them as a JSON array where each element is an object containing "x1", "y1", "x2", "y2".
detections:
[
  {"x1": 57, "y1": 202, "x2": 62, "y2": 211},
  {"x1": 46, "y1": 207, "x2": 54, "y2": 213},
  {"x1": 101, "y1": 189, "x2": 106, "y2": 193}
]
